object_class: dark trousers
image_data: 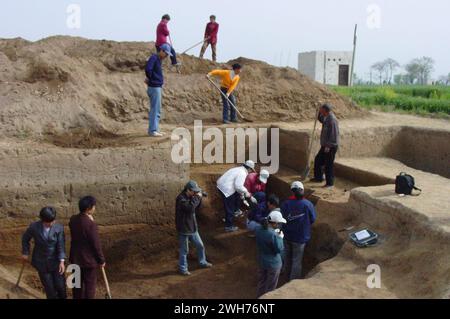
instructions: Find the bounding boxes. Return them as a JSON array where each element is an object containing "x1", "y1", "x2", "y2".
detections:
[
  {"x1": 256, "y1": 267, "x2": 281, "y2": 298},
  {"x1": 155, "y1": 44, "x2": 178, "y2": 65},
  {"x1": 283, "y1": 240, "x2": 306, "y2": 281},
  {"x1": 72, "y1": 267, "x2": 98, "y2": 299},
  {"x1": 220, "y1": 87, "x2": 237, "y2": 122},
  {"x1": 219, "y1": 191, "x2": 240, "y2": 228},
  {"x1": 314, "y1": 146, "x2": 337, "y2": 186},
  {"x1": 38, "y1": 270, "x2": 67, "y2": 299}
]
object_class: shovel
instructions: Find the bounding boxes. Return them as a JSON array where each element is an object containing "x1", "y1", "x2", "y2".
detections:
[
  {"x1": 12, "y1": 261, "x2": 26, "y2": 292},
  {"x1": 101, "y1": 267, "x2": 112, "y2": 299},
  {"x1": 182, "y1": 37, "x2": 210, "y2": 54},
  {"x1": 207, "y1": 77, "x2": 253, "y2": 123},
  {"x1": 301, "y1": 107, "x2": 320, "y2": 180}
]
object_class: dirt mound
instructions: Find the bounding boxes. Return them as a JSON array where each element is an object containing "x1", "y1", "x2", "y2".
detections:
[{"x1": 0, "y1": 36, "x2": 363, "y2": 138}]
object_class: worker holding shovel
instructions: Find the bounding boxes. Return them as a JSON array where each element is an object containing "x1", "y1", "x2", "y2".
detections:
[
  {"x1": 199, "y1": 15, "x2": 219, "y2": 62},
  {"x1": 310, "y1": 103, "x2": 340, "y2": 188},
  {"x1": 69, "y1": 196, "x2": 106, "y2": 299},
  {"x1": 207, "y1": 63, "x2": 242, "y2": 124},
  {"x1": 155, "y1": 14, "x2": 180, "y2": 72},
  {"x1": 21, "y1": 207, "x2": 67, "y2": 299}
]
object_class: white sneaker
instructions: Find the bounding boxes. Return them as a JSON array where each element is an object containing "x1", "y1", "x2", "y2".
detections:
[{"x1": 150, "y1": 132, "x2": 163, "y2": 137}]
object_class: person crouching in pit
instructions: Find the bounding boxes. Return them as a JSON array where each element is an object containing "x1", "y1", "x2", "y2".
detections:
[{"x1": 176, "y1": 181, "x2": 213, "y2": 276}]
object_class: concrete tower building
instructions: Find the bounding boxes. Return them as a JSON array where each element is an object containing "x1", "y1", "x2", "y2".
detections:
[{"x1": 298, "y1": 51, "x2": 353, "y2": 86}]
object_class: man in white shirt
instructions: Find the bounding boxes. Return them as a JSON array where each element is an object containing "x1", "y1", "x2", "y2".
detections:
[{"x1": 217, "y1": 160, "x2": 256, "y2": 232}]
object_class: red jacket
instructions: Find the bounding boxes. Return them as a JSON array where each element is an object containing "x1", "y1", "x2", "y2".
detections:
[
  {"x1": 156, "y1": 20, "x2": 170, "y2": 47},
  {"x1": 204, "y1": 22, "x2": 219, "y2": 44},
  {"x1": 244, "y1": 172, "x2": 267, "y2": 194}
]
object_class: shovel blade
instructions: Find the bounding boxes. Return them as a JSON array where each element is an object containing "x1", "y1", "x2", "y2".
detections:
[{"x1": 301, "y1": 166, "x2": 311, "y2": 181}]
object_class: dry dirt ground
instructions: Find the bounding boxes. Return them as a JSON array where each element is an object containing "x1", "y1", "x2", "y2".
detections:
[{"x1": 0, "y1": 37, "x2": 449, "y2": 299}]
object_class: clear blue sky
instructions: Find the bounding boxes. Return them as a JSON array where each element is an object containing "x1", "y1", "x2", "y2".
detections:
[{"x1": 1, "y1": 0, "x2": 449, "y2": 80}]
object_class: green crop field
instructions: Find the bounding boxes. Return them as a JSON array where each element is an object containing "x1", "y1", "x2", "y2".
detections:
[{"x1": 331, "y1": 85, "x2": 450, "y2": 117}]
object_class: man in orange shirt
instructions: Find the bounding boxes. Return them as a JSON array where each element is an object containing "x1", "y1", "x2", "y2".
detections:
[{"x1": 207, "y1": 63, "x2": 242, "y2": 124}]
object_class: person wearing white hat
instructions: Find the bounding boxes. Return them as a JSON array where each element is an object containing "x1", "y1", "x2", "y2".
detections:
[
  {"x1": 255, "y1": 209, "x2": 286, "y2": 298},
  {"x1": 217, "y1": 160, "x2": 256, "y2": 232},
  {"x1": 244, "y1": 169, "x2": 270, "y2": 195},
  {"x1": 281, "y1": 181, "x2": 316, "y2": 281}
]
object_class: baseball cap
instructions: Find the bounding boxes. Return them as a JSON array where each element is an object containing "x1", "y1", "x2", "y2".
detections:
[
  {"x1": 291, "y1": 181, "x2": 304, "y2": 190},
  {"x1": 268, "y1": 210, "x2": 287, "y2": 224},
  {"x1": 244, "y1": 160, "x2": 255, "y2": 171},
  {"x1": 185, "y1": 180, "x2": 202, "y2": 193},
  {"x1": 160, "y1": 43, "x2": 173, "y2": 57},
  {"x1": 259, "y1": 169, "x2": 270, "y2": 184}
]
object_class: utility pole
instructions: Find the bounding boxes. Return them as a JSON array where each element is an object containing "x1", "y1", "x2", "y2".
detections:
[{"x1": 350, "y1": 24, "x2": 358, "y2": 87}]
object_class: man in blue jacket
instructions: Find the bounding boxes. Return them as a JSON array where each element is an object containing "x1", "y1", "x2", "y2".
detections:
[
  {"x1": 281, "y1": 181, "x2": 316, "y2": 281},
  {"x1": 145, "y1": 43, "x2": 171, "y2": 137},
  {"x1": 22, "y1": 207, "x2": 67, "y2": 299}
]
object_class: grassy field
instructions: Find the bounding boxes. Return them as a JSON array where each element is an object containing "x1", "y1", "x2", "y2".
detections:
[{"x1": 331, "y1": 85, "x2": 450, "y2": 117}]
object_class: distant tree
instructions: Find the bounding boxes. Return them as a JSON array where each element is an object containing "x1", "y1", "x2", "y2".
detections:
[
  {"x1": 383, "y1": 58, "x2": 400, "y2": 84},
  {"x1": 437, "y1": 74, "x2": 450, "y2": 86},
  {"x1": 371, "y1": 61, "x2": 387, "y2": 85},
  {"x1": 405, "y1": 57, "x2": 435, "y2": 85},
  {"x1": 394, "y1": 74, "x2": 405, "y2": 85}
]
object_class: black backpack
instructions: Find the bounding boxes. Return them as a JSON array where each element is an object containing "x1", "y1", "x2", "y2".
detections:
[{"x1": 395, "y1": 172, "x2": 421, "y2": 196}]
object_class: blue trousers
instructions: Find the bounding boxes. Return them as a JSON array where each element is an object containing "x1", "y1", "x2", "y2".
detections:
[
  {"x1": 283, "y1": 240, "x2": 306, "y2": 281},
  {"x1": 220, "y1": 87, "x2": 237, "y2": 122},
  {"x1": 178, "y1": 232, "x2": 207, "y2": 273},
  {"x1": 147, "y1": 86, "x2": 162, "y2": 135}
]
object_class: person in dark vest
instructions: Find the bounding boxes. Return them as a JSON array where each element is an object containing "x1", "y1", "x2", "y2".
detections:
[
  {"x1": 22, "y1": 207, "x2": 67, "y2": 299},
  {"x1": 310, "y1": 103, "x2": 340, "y2": 188},
  {"x1": 69, "y1": 196, "x2": 105, "y2": 299}
]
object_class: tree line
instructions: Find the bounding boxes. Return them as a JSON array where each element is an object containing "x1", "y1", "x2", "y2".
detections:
[{"x1": 366, "y1": 57, "x2": 449, "y2": 86}]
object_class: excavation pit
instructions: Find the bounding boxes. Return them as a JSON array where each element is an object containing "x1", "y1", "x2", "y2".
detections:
[{"x1": 1, "y1": 113, "x2": 450, "y2": 299}]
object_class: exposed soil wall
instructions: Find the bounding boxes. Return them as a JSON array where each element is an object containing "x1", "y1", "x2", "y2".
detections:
[{"x1": 0, "y1": 139, "x2": 189, "y2": 257}]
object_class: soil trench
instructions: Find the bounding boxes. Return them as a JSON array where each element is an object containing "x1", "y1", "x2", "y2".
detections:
[{"x1": 1, "y1": 113, "x2": 450, "y2": 299}]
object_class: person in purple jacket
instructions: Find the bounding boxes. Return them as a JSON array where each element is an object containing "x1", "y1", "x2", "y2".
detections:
[
  {"x1": 247, "y1": 193, "x2": 280, "y2": 233},
  {"x1": 281, "y1": 181, "x2": 316, "y2": 281}
]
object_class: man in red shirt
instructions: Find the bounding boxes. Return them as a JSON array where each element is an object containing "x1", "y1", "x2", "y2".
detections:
[
  {"x1": 155, "y1": 14, "x2": 179, "y2": 67},
  {"x1": 244, "y1": 169, "x2": 270, "y2": 195},
  {"x1": 200, "y1": 15, "x2": 219, "y2": 62}
]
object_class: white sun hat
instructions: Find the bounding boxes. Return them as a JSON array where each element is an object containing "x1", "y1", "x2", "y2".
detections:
[
  {"x1": 259, "y1": 169, "x2": 270, "y2": 184},
  {"x1": 291, "y1": 181, "x2": 304, "y2": 190},
  {"x1": 244, "y1": 160, "x2": 256, "y2": 171},
  {"x1": 268, "y1": 210, "x2": 287, "y2": 224}
]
